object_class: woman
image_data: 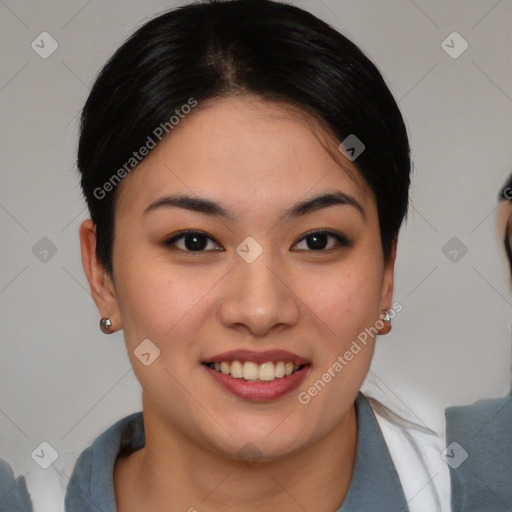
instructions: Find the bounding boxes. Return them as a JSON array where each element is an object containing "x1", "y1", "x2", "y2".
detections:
[
  {"x1": 66, "y1": 0, "x2": 448, "y2": 510},
  {"x1": 445, "y1": 176, "x2": 512, "y2": 511}
]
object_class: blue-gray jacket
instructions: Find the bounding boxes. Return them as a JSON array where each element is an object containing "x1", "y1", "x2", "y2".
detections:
[
  {"x1": 0, "y1": 459, "x2": 33, "y2": 512},
  {"x1": 65, "y1": 393, "x2": 410, "y2": 511},
  {"x1": 446, "y1": 391, "x2": 512, "y2": 511}
]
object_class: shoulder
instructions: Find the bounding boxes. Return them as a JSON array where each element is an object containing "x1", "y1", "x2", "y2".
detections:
[
  {"x1": 445, "y1": 392, "x2": 512, "y2": 511},
  {"x1": 364, "y1": 394, "x2": 452, "y2": 512},
  {"x1": 64, "y1": 412, "x2": 144, "y2": 512},
  {"x1": 0, "y1": 458, "x2": 33, "y2": 512},
  {"x1": 445, "y1": 392, "x2": 512, "y2": 459},
  {"x1": 446, "y1": 393, "x2": 512, "y2": 434}
]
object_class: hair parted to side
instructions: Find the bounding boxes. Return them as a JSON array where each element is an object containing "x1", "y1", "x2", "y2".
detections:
[{"x1": 77, "y1": 0, "x2": 411, "y2": 277}]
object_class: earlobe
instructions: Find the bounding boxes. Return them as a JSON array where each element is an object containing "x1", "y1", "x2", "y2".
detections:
[
  {"x1": 377, "y1": 309, "x2": 392, "y2": 335},
  {"x1": 378, "y1": 238, "x2": 397, "y2": 334},
  {"x1": 79, "y1": 219, "x2": 122, "y2": 333}
]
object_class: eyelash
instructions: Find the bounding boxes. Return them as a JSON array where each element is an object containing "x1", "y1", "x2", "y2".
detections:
[{"x1": 163, "y1": 229, "x2": 351, "y2": 254}]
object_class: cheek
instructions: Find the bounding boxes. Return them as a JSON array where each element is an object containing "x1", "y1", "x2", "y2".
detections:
[
  {"x1": 292, "y1": 260, "x2": 383, "y2": 429},
  {"x1": 293, "y1": 259, "x2": 383, "y2": 341},
  {"x1": 113, "y1": 248, "x2": 231, "y2": 377},
  {"x1": 113, "y1": 248, "x2": 206, "y2": 344},
  {"x1": 112, "y1": 255, "x2": 210, "y2": 402}
]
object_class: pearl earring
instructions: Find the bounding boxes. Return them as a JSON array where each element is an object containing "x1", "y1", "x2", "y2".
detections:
[
  {"x1": 378, "y1": 309, "x2": 392, "y2": 335},
  {"x1": 99, "y1": 317, "x2": 113, "y2": 334}
]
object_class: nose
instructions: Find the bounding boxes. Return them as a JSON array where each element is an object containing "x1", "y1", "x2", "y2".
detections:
[{"x1": 217, "y1": 254, "x2": 301, "y2": 337}]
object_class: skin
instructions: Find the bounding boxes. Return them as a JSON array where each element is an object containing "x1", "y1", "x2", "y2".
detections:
[
  {"x1": 496, "y1": 198, "x2": 512, "y2": 250},
  {"x1": 496, "y1": 197, "x2": 512, "y2": 283},
  {"x1": 80, "y1": 94, "x2": 396, "y2": 512}
]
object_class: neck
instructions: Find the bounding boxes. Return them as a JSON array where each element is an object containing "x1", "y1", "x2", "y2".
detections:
[{"x1": 114, "y1": 395, "x2": 358, "y2": 512}]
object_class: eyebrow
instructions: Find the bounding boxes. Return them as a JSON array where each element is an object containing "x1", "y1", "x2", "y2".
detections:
[{"x1": 143, "y1": 190, "x2": 365, "y2": 221}]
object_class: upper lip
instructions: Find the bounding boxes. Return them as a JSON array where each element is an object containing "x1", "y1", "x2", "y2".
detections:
[{"x1": 203, "y1": 349, "x2": 310, "y2": 366}]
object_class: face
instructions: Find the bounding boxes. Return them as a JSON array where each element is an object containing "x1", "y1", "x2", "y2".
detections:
[
  {"x1": 496, "y1": 195, "x2": 512, "y2": 273},
  {"x1": 81, "y1": 95, "x2": 395, "y2": 461}
]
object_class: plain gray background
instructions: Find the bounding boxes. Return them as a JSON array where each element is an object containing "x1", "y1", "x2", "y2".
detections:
[{"x1": 1, "y1": 0, "x2": 511, "y2": 509}]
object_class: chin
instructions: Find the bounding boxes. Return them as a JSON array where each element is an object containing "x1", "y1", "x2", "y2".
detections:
[{"x1": 205, "y1": 426, "x2": 310, "y2": 463}]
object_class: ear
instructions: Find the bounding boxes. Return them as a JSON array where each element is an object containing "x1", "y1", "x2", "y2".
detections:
[
  {"x1": 79, "y1": 219, "x2": 122, "y2": 332},
  {"x1": 380, "y1": 237, "x2": 397, "y2": 311}
]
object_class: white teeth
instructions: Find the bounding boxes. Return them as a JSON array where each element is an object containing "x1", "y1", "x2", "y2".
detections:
[
  {"x1": 275, "y1": 361, "x2": 285, "y2": 378},
  {"x1": 231, "y1": 360, "x2": 243, "y2": 379},
  {"x1": 258, "y1": 362, "x2": 275, "y2": 381},
  {"x1": 243, "y1": 361, "x2": 259, "y2": 380},
  {"x1": 209, "y1": 360, "x2": 304, "y2": 381}
]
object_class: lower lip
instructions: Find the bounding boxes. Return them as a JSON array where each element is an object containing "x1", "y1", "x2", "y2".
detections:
[{"x1": 203, "y1": 364, "x2": 311, "y2": 402}]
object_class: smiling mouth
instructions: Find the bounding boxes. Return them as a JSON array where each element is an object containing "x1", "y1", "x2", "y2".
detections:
[{"x1": 203, "y1": 360, "x2": 309, "y2": 382}]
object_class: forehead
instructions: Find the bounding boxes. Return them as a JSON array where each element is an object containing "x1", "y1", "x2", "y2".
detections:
[{"x1": 115, "y1": 95, "x2": 373, "y2": 216}]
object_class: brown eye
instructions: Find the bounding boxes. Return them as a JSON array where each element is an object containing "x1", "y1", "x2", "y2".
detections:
[
  {"x1": 164, "y1": 231, "x2": 223, "y2": 252},
  {"x1": 293, "y1": 230, "x2": 350, "y2": 251}
]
